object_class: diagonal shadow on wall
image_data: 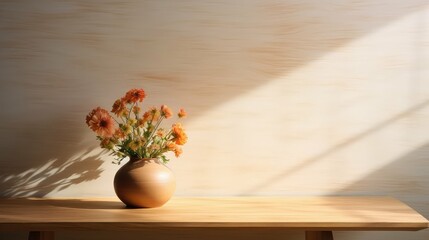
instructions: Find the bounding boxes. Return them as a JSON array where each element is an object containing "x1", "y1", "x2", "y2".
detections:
[
  {"x1": 136, "y1": 0, "x2": 428, "y2": 111},
  {"x1": 240, "y1": 99, "x2": 429, "y2": 195},
  {"x1": 0, "y1": 112, "x2": 104, "y2": 197}
]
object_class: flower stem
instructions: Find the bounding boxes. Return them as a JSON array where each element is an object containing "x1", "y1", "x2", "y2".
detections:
[
  {"x1": 127, "y1": 102, "x2": 135, "y2": 119},
  {"x1": 142, "y1": 115, "x2": 164, "y2": 150}
]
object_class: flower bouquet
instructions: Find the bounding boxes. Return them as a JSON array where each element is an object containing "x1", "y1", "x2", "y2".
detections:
[{"x1": 85, "y1": 88, "x2": 187, "y2": 164}]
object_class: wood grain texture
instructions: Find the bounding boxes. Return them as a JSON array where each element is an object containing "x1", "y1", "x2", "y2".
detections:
[{"x1": 0, "y1": 197, "x2": 427, "y2": 231}]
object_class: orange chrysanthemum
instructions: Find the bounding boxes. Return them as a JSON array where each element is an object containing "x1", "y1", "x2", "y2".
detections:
[
  {"x1": 161, "y1": 105, "x2": 173, "y2": 118},
  {"x1": 141, "y1": 107, "x2": 160, "y2": 123},
  {"x1": 132, "y1": 106, "x2": 141, "y2": 114},
  {"x1": 142, "y1": 111, "x2": 151, "y2": 122},
  {"x1": 100, "y1": 138, "x2": 114, "y2": 149},
  {"x1": 167, "y1": 142, "x2": 183, "y2": 157},
  {"x1": 113, "y1": 128, "x2": 125, "y2": 139},
  {"x1": 137, "y1": 118, "x2": 145, "y2": 127},
  {"x1": 178, "y1": 108, "x2": 187, "y2": 118},
  {"x1": 111, "y1": 99, "x2": 127, "y2": 116},
  {"x1": 156, "y1": 129, "x2": 165, "y2": 137},
  {"x1": 86, "y1": 107, "x2": 116, "y2": 138},
  {"x1": 122, "y1": 88, "x2": 146, "y2": 104},
  {"x1": 171, "y1": 123, "x2": 187, "y2": 145},
  {"x1": 149, "y1": 107, "x2": 161, "y2": 121},
  {"x1": 174, "y1": 146, "x2": 183, "y2": 157}
]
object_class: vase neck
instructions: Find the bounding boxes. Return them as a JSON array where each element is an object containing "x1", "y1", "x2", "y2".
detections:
[{"x1": 129, "y1": 157, "x2": 158, "y2": 163}]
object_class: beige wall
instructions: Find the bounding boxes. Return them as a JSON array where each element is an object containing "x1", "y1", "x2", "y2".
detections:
[{"x1": 1, "y1": 0, "x2": 429, "y2": 239}]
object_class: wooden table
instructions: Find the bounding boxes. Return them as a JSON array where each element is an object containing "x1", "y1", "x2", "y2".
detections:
[{"x1": 0, "y1": 197, "x2": 427, "y2": 240}]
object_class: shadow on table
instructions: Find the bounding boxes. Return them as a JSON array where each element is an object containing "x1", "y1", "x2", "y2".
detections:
[{"x1": 26, "y1": 198, "x2": 125, "y2": 209}]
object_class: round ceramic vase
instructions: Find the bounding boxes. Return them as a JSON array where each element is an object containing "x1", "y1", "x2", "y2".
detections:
[{"x1": 113, "y1": 158, "x2": 176, "y2": 208}]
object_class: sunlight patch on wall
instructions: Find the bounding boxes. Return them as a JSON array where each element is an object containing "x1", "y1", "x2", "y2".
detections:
[{"x1": 172, "y1": 5, "x2": 429, "y2": 196}]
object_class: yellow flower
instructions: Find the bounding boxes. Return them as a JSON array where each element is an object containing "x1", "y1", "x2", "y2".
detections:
[
  {"x1": 127, "y1": 118, "x2": 137, "y2": 126},
  {"x1": 150, "y1": 107, "x2": 161, "y2": 121},
  {"x1": 129, "y1": 139, "x2": 141, "y2": 151},
  {"x1": 122, "y1": 125, "x2": 132, "y2": 135},
  {"x1": 149, "y1": 144, "x2": 160, "y2": 151}
]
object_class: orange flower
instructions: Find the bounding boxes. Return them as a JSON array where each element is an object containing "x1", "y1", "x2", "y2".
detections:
[
  {"x1": 142, "y1": 111, "x2": 151, "y2": 122},
  {"x1": 171, "y1": 123, "x2": 187, "y2": 145},
  {"x1": 127, "y1": 118, "x2": 137, "y2": 126},
  {"x1": 137, "y1": 118, "x2": 146, "y2": 126},
  {"x1": 167, "y1": 142, "x2": 183, "y2": 157},
  {"x1": 122, "y1": 124, "x2": 132, "y2": 135},
  {"x1": 167, "y1": 142, "x2": 175, "y2": 150},
  {"x1": 149, "y1": 143, "x2": 160, "y2": 151},
  {"x1": 113, "y1": 128, "x2": 125, "y2": 139},
  {"x1": 122, "y1": 88, "x2": 146, "y2": 104},
  {"x1": 100, "y1": 138, "x2": 113, "y2": 149},
  {"x1": 111, "y1": 99, "x2": 126, "y2": 116},
  {"x1": 150, "y1": 107, "x2": 161, "y2": 121},
  {"x1": 161, "y1": 105, "x2": 173, "y2": 118},
  {"x1": 178, "y1": 108, "x2": 187, "y2": 118},
  {"x1": 156, "y1": 128, "x2": 165, "y2": 137},
  {"x1": 129, "y1": 139, "x2": 142, "y2": 151},
  {"x1": 142, "y1": 107, "x2": 160, "y2": 122},
  {"x1": 175, "y1": 147, "x2": 183, "y2": 157},
  {"x1": 86, "y1": 107, "x2": 116, "y2": 138},
  {"x1": 132, "y1": 106, "x2": 141, "y2": 114}
]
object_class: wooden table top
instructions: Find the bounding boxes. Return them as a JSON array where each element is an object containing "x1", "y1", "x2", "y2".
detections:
[{"x1": 0, "y1": 197, "x2": 427, "y2": 231}]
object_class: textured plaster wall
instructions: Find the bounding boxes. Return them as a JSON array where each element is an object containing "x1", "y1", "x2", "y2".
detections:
[{"x1": 0, "y1": 0, "x2": 428, "y2": 239}]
